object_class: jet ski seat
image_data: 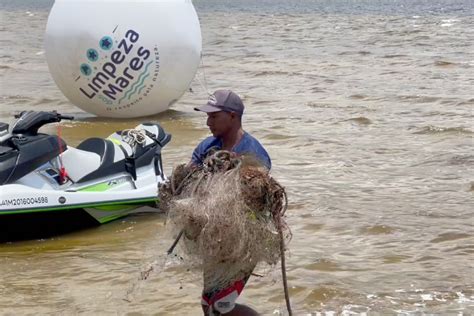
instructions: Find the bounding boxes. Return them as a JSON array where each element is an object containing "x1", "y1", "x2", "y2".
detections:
[
  {"x1": 77, "y1": 138, "x2": 115, "y2": 164},
  {"x1": 75, "y1": 137, "x2": 156, "y2": 183},
  {"x1": 76, "y1": 138, "x2": 124, "y2": 183}
]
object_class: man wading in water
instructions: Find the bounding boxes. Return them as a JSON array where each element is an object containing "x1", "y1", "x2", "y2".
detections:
[{"x1": 190, "y1": 89, "x2": 271, "y2": 315}]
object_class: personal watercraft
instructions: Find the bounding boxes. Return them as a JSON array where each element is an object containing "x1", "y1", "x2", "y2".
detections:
[{"x1": 0, "y1": 111, "x2": 171, "y2": 241}]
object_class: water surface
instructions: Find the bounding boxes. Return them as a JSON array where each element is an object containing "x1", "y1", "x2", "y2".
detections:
[{"x1": 1, "y1": 0, "x2": 473, "y2": 314}]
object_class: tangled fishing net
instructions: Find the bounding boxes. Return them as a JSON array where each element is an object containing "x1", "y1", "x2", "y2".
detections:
[{"x1": 159, "y1": 150, "x2": 291, "y2": 292}]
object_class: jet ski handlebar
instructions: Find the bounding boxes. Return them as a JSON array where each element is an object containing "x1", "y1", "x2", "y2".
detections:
[
  {"x1": 58, "y1": 114, "x2": 74, "y2": 120},
  {"x1": 12, "y1": 111, "x2": 75, "y2": 136},
  {"x1": 14, "y1": 111, "x2": 74, "y2": 120}
]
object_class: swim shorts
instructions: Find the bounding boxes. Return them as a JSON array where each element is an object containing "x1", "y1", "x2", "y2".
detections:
[{"x1": 201, "y1": 277, "x2": 249, "y2": 315}]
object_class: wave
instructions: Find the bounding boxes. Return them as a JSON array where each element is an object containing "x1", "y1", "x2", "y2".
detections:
[
  {"x1": 34, "y1": 98, "x2": 60, "y2": 105},
  {"x1": 306, "y1": 101, "x2": 329, "y2": 108},
  {"x1": 338, "y1": 51, "x2": 371, "y2": 56},
  {"x1": 430, "y1": 232, "x2": 472, "y2": 243},
  {"x1": 252, "y1": 100, "x2": 275, "y2": 105},
  {"x1": 412, "y1": 125, "x2": 473, "y2": 135},
  {"x1": 1, "y1": 95, "x2": 32, "y2": 103},
  {"x1": 244, "y1": 52, "x2": 265, "y2": 58},
  {"x1": 434, "y1": 60, "x2": 457, "y2": 67},
  {"x1": 456, "y1": 99, "x2": 474, "y2": 106},
  {"x1": 348, "y1": 94, "x2": 367, "y2": 100},
  {"x1": 253, "y1": 70, "x2": 291, "y2": 77},
  {"x1": 448, "y1": 155, "x2": 474, "y2": 166},
  {"x1": 265, "y1": 133, "x2": 298, "y2": 140},
  {"x1": 345, "y1": 117, "x2": 372, "y2": 125},
  {"x1": 396, "y1": 95, "x2": 441, "y2": 103},
  {"x1": 382, "y1": 54, "x2": 408, "y2": 59},
  {"x1": 208, "y1": 39, "x2": 226, "y2": 45},
  {"x1": 361, "y1": 225, "x2": 395, "y2": 235}
]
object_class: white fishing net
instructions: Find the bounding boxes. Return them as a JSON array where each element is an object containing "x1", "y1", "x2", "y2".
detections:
[{"x1": 160, "y1": 150, "x2": 291, "y2": 292}]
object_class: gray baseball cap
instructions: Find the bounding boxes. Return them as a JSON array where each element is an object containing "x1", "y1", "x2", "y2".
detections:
[{"x1": 194, "y1": 89, "x2": 244, "y2": 116}]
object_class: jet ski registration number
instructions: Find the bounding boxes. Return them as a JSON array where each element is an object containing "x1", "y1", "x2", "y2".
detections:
[{"x1": 1, "y1": 196, "x2": 49, "y2": 207}]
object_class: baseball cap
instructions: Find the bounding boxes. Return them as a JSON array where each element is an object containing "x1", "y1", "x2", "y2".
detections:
[{"x1": 194, "y1": 89, "x2": 245, "y2": 116}]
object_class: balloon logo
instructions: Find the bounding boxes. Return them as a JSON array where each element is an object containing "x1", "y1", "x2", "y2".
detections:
[
  {"x1": 80, "y1": 64, "x2": 92, "y2": 76},
  {"x1": 86, "y1": 49, "x2": 99, "y2": 62},
  {"x1": 45, "y1": 0, "x2": 202, "y2": 118},
  {"x1": 99, "y1": 36, "x2": 113, "y2": 50}
]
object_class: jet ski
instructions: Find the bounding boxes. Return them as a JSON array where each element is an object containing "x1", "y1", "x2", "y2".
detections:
[{"x1": 0, "y1": 111, "x2": 171, "y2": 241}]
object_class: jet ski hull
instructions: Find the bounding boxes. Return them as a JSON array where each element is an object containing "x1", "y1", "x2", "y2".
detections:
[
  {"x1": 0, "y1": 201, "x2": 157, "y2": 242},
  {"x1": 0, "y1": 183, "x2": 160, "y2": 241}
]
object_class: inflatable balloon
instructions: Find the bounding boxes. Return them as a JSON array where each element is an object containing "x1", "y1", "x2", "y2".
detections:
[{"x1": 45, "y1": 0, "x2": 202, "y2": 118}]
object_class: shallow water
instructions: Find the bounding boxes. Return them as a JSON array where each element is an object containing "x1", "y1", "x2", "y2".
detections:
[{"x1": 1, "y1": 0, "x2": 473, "y2": 314}]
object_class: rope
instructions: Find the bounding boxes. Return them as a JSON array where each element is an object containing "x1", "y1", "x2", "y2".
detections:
[
  {"x1": 277, "y1": 189, "x2": 292, "y2": 316},
  {"x1": 198, "y1": 54, "x2": 210, "y2": 95},
  {"x1": 56, "y1": 124, "x2": 68, "y2": 184},
  {"x1": 121, "y1": 129, "x2": 147, "y2": 148}
]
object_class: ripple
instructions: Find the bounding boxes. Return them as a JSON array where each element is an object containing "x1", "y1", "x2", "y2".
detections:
[
  {"x1": 253, "y1": 70, "x2": 292, "y2": 77},
  {"x1": 434, "y1": 60, "x2": 457, "y2": 67},
  {"x1": 265, "y1": 133, "x2": 298, "y2": 140},
  {"x1": 348, "y1": 94, "x2": 367, "y2": 100},
  {"x1": 1, "y1": 95, "x2": 33, "y2": 104},
  {"x1": 443, "y1": 244, "x2": 474, "y2": 255},
  {"x1": 415, "y1": 255, "x2": 441, "y2": 262},
  {"x1": 397, "y1": 95, "x2": 440, "y2": 103},
  {"x1": 252, "y1": 100, "x2": 275, "y2": 105},
  {"x1": 456, "y1": 99, "x2": 474, "y2": 106},
  {"x1": 301, "y1": 223, "x2": 324, "y2": 232},
  {"x1": 345, "y1": 117, "x2": 372, "y2": 125},
  {"x1": 33, "y1": 97, "x2": 60, "y2": 105},
  {"x1": 382, "y1": 54, "x2": 408, "y2": 58},
  {"x1": 208, "y1": 39, "x2": 226, "y2": 45},
  {"x1": 304, "y1": 259, "x2": 342, "y2": 272},
  {"x1": 306, "y1": 101, "x2": 330, "y2": 108},
  {"x1": 448, "y1": 155, "x2": 474, "y2": 166},
  {"x1": 382, "y1": 254, "x2": 411, "y2": 264},
  {"x1": 430, "y1": 232, "x2": 472, "y2": 243},
  {"x1": 412, "y1": 125, "x2": 473, "y2": 135},
  {"x1": 305, "y1": 285, "x2": 347, "y2": 302},
  {"x1": 337, "y1": 51, "x2": 371, "y2": 56},
  {"x1": 360, "y1": 225, "x2": 395, "y2": 235}
]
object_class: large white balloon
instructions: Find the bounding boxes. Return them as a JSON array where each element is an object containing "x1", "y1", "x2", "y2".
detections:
[{"x1": 45, "y1": 0, "x2": 202, "y2": 118}]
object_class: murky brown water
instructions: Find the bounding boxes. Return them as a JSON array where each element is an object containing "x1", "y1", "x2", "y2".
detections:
[{"x1": 1, "y1": 1, "x2": 473, "y2": 314}]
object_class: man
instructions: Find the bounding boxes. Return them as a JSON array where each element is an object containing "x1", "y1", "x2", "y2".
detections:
[
  {"x1": 191, "y1": 89, "x2": 271, "y2": 315},
  {"x1": 191, "y1": 89, "x2": 271, "y2": 170}
]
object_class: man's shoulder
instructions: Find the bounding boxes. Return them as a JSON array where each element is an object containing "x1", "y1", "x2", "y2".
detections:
[
  {"x1": 241, "y1": 132, "x2": 266, "y2": 149},
  {"x1": 194, "y1": 136, "x2": 222, "y2": 154},
  {"x1": 237, "y1": 132, "x2": 271, "y2": 169},
  {"x1": 192, "y1": 136, "x2": 222, "y2": 166},
  {"x1": 197, "y1": 136, "x2": 220, "y2": 148}
]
